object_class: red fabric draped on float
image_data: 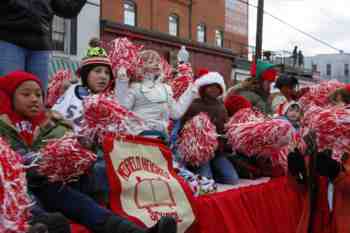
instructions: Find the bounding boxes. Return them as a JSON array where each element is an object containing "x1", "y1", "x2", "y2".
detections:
[{"x1": 195, "y1": 177, "x2": 305, "y2": 233}]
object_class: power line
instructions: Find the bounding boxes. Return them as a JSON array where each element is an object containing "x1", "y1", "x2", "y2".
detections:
[{"x1": 236, "y1": 0, "x2": 343, "y2": 53}]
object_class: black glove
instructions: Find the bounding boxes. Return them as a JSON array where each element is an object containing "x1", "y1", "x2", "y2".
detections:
[
  {"x1": 30, "y1": 213, "x2": 71, "y2": 233},
  {"x1": 315, "y1": 149, "x2": 341, "y2": 180},
  {"x1": 288, "y1": 149, "x2": 307, "y2": 184}
]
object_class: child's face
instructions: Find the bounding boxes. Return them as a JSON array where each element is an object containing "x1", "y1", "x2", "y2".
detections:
[
  {"x1": 203, "y1": 84, "x2": 222, "y2": 99},
  {"x1": 286, "y1": 105, "x2": 301, "y2": 122},
  {"x1": 87, "y1": 66, "x2": 111, "y2": 93},
  {"x1": 281, "y1": 85, "x2": 296, "y2": 98},
  {"x1": 13, "y1": 81, "x2": 43, "y2": 118},
  {"x1": 261, "y1": 80, "x2": 272, "y2": 94}
]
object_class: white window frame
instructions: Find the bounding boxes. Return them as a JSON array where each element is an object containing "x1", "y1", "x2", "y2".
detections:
[
  {"x1": 169, "y1": 14, "x2": 179, "y2": 36},
  {"x1": 197, "y1": 24, "x2": 206, "y2": 43},
  {"x1": 124, "y1": 0, "x2": 136, "y2": 26},
  {"x1": 215, "y1": 30, "x2": 224, "y2": 47},
  {"x1": 52, "y1": 16, "x2": 74, "y2": 55}
]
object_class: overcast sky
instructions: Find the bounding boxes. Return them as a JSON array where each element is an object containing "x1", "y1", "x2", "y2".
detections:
[{"x1": 248, "y1": 0, "x2": 349, "y2": 56}]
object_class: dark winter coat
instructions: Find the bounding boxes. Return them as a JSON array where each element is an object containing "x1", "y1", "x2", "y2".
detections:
[{"x1": 0, "y1": 0, "x2": 86, "y2": 50}]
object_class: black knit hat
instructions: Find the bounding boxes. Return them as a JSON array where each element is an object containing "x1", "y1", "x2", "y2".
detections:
[{"x1": 274, "y1": 74, "x2": 299, "y2": 89}]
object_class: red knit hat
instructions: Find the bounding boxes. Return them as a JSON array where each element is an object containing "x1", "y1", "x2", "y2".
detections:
[
  {"x1": 261, "y1": 69, "x2": 277, "y2": 82},
  {"x1": 345, "y1": 84, "x2": 350, "y2": 93},
  {"x1": 224, "y1": 95, "x2": 252, "y2": 116},
  {"x1": 0, "y1": 71, "x2": 43, "y2": 97},
  {"x1": 196, "y1": 68, "x2": 209, "y2": 80},
  {"x1": 0, "y1": 71, "x2": 46, "y2": 123}
]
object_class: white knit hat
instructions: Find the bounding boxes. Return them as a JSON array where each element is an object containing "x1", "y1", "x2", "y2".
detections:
[{"x1": 195, "y1": 72, "x2": 226, "y2": 94}]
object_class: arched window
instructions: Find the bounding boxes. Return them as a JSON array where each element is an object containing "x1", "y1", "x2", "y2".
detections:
[
  {"x1": 124, "y1": 0, "x2": 136, "y2": 26},
  {"x1": 169, "y1": 14, "x2": 179, "y2": 36},
  {"x1": 215, "y1": 29, "x2": 224, "y2": 47},
  {"x1": 197, "y1": 24, "x2": 206, "y2": 43}
]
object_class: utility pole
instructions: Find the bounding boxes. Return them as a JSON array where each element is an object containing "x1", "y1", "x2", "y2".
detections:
[{"x1": 255, "y1": 0, "x2": 264, "y2": 61}]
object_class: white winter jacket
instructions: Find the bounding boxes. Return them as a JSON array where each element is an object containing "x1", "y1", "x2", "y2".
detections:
[{"x1": 115, "y1": 78, "x2": 197, "y2": 135}]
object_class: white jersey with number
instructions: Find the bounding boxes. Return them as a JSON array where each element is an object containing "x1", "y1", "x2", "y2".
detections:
[{"x1": 52, "y1": 84, "x2": 87, "y2": 132}]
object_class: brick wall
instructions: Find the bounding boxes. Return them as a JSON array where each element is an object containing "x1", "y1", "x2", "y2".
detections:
[{"x1": 101, "y1": 0, "x2": 248, "y2": 56}]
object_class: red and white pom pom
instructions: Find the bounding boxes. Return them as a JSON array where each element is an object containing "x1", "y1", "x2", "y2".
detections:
[
  {"x1": 81, "y1": 94, "x2": 144, "y2": 140},
  {"x1": 226, "y1": 119, "x2": 297, "y2": 166},
  {"x1": 37, "y1": 136, "x2": 97, "y2": 183},
  {"x1": 177, "y1": 113, "x2": 218, "y2": 166},
  {"x1": 301, "y1": 105, "x2": 350, "y2": 161},
  {"x1": 0, "y1": 137, "x2": 31, "y2": 233},
  {"x1": 108, "y1": 37, "x2": 143, "y2": 75},
  {"x1": 299, "y1": 80, "x2": 345, "y2": 111},
  {"x1": 226, "y1": 107, "x2": 268, "y2": 125},
  {"x1": 47, "y1": 70, "x2": 72, "y2": 108},
  {"x1": 168, "y1": 75, "x2": 193, "y2": 100}
]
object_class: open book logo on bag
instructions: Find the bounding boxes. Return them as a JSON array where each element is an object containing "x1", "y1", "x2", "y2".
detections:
[{"x1": 134, "y1": 177, "x2": 182, "y2": 223}]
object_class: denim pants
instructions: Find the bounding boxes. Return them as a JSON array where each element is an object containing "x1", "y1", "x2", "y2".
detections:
[
  {"x1": 197, "y1": 153, "x2": 239, "y2": 185},
  {"x1": 0, "y1": 40, "x2": 50, "y2": 92},
  {"x1": 31, "y1": 182, "x2": 123, "y2": 232}
]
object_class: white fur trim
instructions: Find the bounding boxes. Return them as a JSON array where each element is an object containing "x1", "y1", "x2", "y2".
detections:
[{"x1": 195, "y1": 72, "x2": 226, "y2": 93}]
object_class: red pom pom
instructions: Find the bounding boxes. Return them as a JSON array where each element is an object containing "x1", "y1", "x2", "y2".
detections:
[
  {"x1": 299, "y1": 80, "x2": 345, "y2": 111},
  {"x1": 108, "y1": 37, "x2": 143, "y2": 76},
  {"x1": 37, "y1": 136, "x2": 97, "y2": 183},
  {"x1": 0, "y1": 137, "x2": 31, "y2": 233},
  {"x1": 47, "y1": 70, "x2": 72, "y2": 108},
  {"x1": 227, "y1": 107, "x2": 268, "y2": 125},
  {"x1": 224, "y1": 95, "x2": 252, "y2": 116},
  {"x1": 226, "y1": 118, "x2": 298, "y2": 169},
  {"x1": 168, "y1": 75, "x2": 193, "y2": 100},
  {"x1": 301, "y1": 105, "x2": 350, "y2": 161},
  {"x1": 81, "y1": 95, "x2": 143, "y2": 140},
  {"x1": 177, "y1": 113, "x2": 218, "y2": 166}
]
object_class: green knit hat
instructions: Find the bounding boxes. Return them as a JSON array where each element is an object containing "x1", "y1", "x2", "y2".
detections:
[
  {"x1": 251, "y1": 59, "x2": 278, "y2": 81},
  {"x1": 77, "y1": 38, "x2": 113, "y2": 77}
]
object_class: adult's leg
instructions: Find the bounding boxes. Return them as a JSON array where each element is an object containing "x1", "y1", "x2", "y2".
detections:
[
  {"x1": 27, "y1": 50, "x2": 51, "y2": 93},
  {"x1": 0, "y1": 40, "x2": 25, "y2": 76},
  {"x1": 211, "y1": 154, "x2": 239, "y2": 185}
]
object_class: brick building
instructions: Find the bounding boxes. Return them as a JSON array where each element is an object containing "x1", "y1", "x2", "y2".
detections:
[{"x1": 100, "y1": 0, "x2": 249, "y2": 84}]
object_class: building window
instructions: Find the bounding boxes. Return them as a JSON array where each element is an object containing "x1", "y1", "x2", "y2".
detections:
[
  {"x1": 326, "y1": 64, "x2": 332, "y2": 76},
  {"x1": 124, "y1": 0, "x2": 136, "y2": 26},
  {"x1": 215, "y1": 30, "x2": 224, "y2": 47},
  {"x1": 197, "y1": 24, "x2": 206, "y2": 43},
  {"x1": 312, "y1": 64, "x2": 317, "y2": 72},
  {"x1": 169, "y1": 14, "x2": 179, "y2": 36},
  {"x1": 345, "y1": 64, "x2": 349, "y2": 77},
  {"x1": 51, "y1": 16, "x2": 76, "y2": 55}
]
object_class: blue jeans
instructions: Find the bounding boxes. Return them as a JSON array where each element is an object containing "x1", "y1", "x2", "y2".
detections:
[
  {"x1": 0, "y1": 40, "x2": 50, "y2": 92},
  {"x1": 197, "y1": 153, "x2": 239, "y2": 185}
]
